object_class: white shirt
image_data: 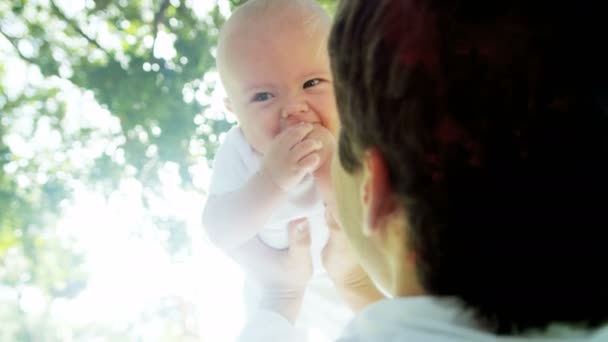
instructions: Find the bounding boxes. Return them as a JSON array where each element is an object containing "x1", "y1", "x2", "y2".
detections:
[
  {"x1": 209, "y1": 126, "x2": 352, "y2": 339},
  {"x1": 209, "y1": 126, "x2": 329, "y2": 272},
  {"x1": 238, "y1": 296, "x2": 608, "y2": 342}
]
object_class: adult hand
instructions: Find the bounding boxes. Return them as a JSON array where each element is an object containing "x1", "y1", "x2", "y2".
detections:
[
  {"x1": 228, "y1": 218, "x2": 313, "y2": 323},
  {"x1": 322, "y1": 209, "x2": 385, "y2": 312}
]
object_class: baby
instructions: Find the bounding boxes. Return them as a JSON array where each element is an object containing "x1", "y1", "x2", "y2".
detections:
[{"x1": 203, "y1": 0, "x2": 338, "y2": 274}]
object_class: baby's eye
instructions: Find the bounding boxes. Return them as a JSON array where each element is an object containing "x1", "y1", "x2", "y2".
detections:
[
  {"x1": 303, "y1": 79, "x2": 321, "y2": 89},
  {"x1": 252, "y1": 92, "x2": 274, "y2": 102}
]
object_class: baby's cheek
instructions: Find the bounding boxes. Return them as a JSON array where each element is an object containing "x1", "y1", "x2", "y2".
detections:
[
  {"x1": 321, "y1": 99, "x2": 340, "y2": 136},
  {"x1": 279, "y1": 118, "x2": 296, "y2": 132},
  {"x1": 256, "y1": 128, "x2": 280, "y2": 155},
  {"x1": 324, "y1": 116, "x2": 340, "y2": 137},
  {"x1": 267, "y1": 118, "x2": 285, "y2": 140}
]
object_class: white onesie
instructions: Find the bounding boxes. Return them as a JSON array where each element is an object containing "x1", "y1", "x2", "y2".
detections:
[{"x1": 207, "y1": 126, "x2": 330, "y2": 273}]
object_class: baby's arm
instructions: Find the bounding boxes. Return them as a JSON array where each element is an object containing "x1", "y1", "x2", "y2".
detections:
[
  {"x1": 203, "y1": 123, "x2": 322, "y2": 251},
  {"x1": 203, "y1": 169, "x2": 287, "y2": 250}
]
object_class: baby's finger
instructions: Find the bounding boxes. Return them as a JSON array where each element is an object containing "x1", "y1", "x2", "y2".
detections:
[
  {"x1": 278, "y1": 123, "x2": 314, "y2": 149},
  {"x1": 290, "y1": 139, "x2": 323, "y2": 163},
  {"x1": 297, "y1": 153, "x2": 321, "y2": 173}
]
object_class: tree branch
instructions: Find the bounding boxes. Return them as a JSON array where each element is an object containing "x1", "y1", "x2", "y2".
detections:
[
  {"x1": 49, "y1": 0, "x2": 113, "y2": 59},
  {"x1": 0, "y1": 27, "x2": 37, "y2": 65},
  {"x1": 151, "y1": 0, "x2": 171, "y2": 59}
]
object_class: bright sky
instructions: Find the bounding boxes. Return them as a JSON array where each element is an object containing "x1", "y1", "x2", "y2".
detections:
[
  {"x1": 1, "y1": 57, "x2": 247, "y2": 342},
  {"x1": 1, "y1": 1, "x2": 249, "y2": 340},
  {"x1": 54, "y1": 174, "x2": 247, "y2": 341}
]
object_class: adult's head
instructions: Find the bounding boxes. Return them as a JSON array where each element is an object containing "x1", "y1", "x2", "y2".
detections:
[
  {"x1": 216, "y1": 0, "x2": 337, "y2": 155},
  {"x1": 329, "y1": 0, "x2": 608, "y2": 334}
]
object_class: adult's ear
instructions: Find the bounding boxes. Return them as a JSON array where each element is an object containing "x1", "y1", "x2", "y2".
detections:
[
  {"x1": 362, "y1": 148, "x2": 398, "y2": 237},
  {"x1": 224, "y1": 97, "x2": 233, "y2": 113}
]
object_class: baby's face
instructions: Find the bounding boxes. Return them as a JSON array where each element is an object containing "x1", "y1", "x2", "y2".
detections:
[{"x1": 220, "y1": 15, "x2": 338, "y2": 155}]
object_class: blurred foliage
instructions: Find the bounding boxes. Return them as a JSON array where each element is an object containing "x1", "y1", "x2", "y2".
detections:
[{"x1": 0, "y1": 0, "x2": 336, "y2": 340}]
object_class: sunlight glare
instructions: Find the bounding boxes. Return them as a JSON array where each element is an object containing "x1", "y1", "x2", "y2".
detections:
[{"x1": 55, "y1": 164, "x2": 247, "y2": 340}]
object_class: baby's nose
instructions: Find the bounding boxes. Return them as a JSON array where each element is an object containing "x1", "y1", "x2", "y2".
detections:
[
  {"x1": 280, "y1": 100, "x2": 314, "y2": 129},
  {"x1": 281, "y1": 100, "x2": 310, "y2": 119}
]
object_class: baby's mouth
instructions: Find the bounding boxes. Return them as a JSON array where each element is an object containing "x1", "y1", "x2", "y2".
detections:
[{"x1": 279, "y1": 119, "x2": 321, "y2": 131}]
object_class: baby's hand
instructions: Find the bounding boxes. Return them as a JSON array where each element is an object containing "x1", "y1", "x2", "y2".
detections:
[
  {"x1": 262, "y1": 123, "x2": 323, "y2": 191},
  {"x1": 307, "y1": 124, "x2": 335, "y2": 172}
]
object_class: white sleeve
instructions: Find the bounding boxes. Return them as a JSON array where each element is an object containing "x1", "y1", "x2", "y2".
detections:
[
  {"x1": 237, "y1": 310, "x2": 308, "y2": 342},
  {"x1": 208, "y1": 127, "x2": 250, "y2": 196}
]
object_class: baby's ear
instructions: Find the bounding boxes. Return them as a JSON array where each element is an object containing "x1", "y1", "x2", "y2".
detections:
[{"x1": 224, "y1": 98, "x2": 233, "y2": 113}]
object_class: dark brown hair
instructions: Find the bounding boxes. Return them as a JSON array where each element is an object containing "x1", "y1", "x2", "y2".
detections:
[{"x1": 330, "y1": 0, "x2": 608, "y2": 334}]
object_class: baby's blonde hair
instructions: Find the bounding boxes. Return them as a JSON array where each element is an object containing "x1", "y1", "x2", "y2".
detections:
[
  {"x1": 216, "y1": 0, "x2": 331, "y2": 82},
  {"x1": 231, "y1": 0, "x2": 330, "y2": 30}
]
